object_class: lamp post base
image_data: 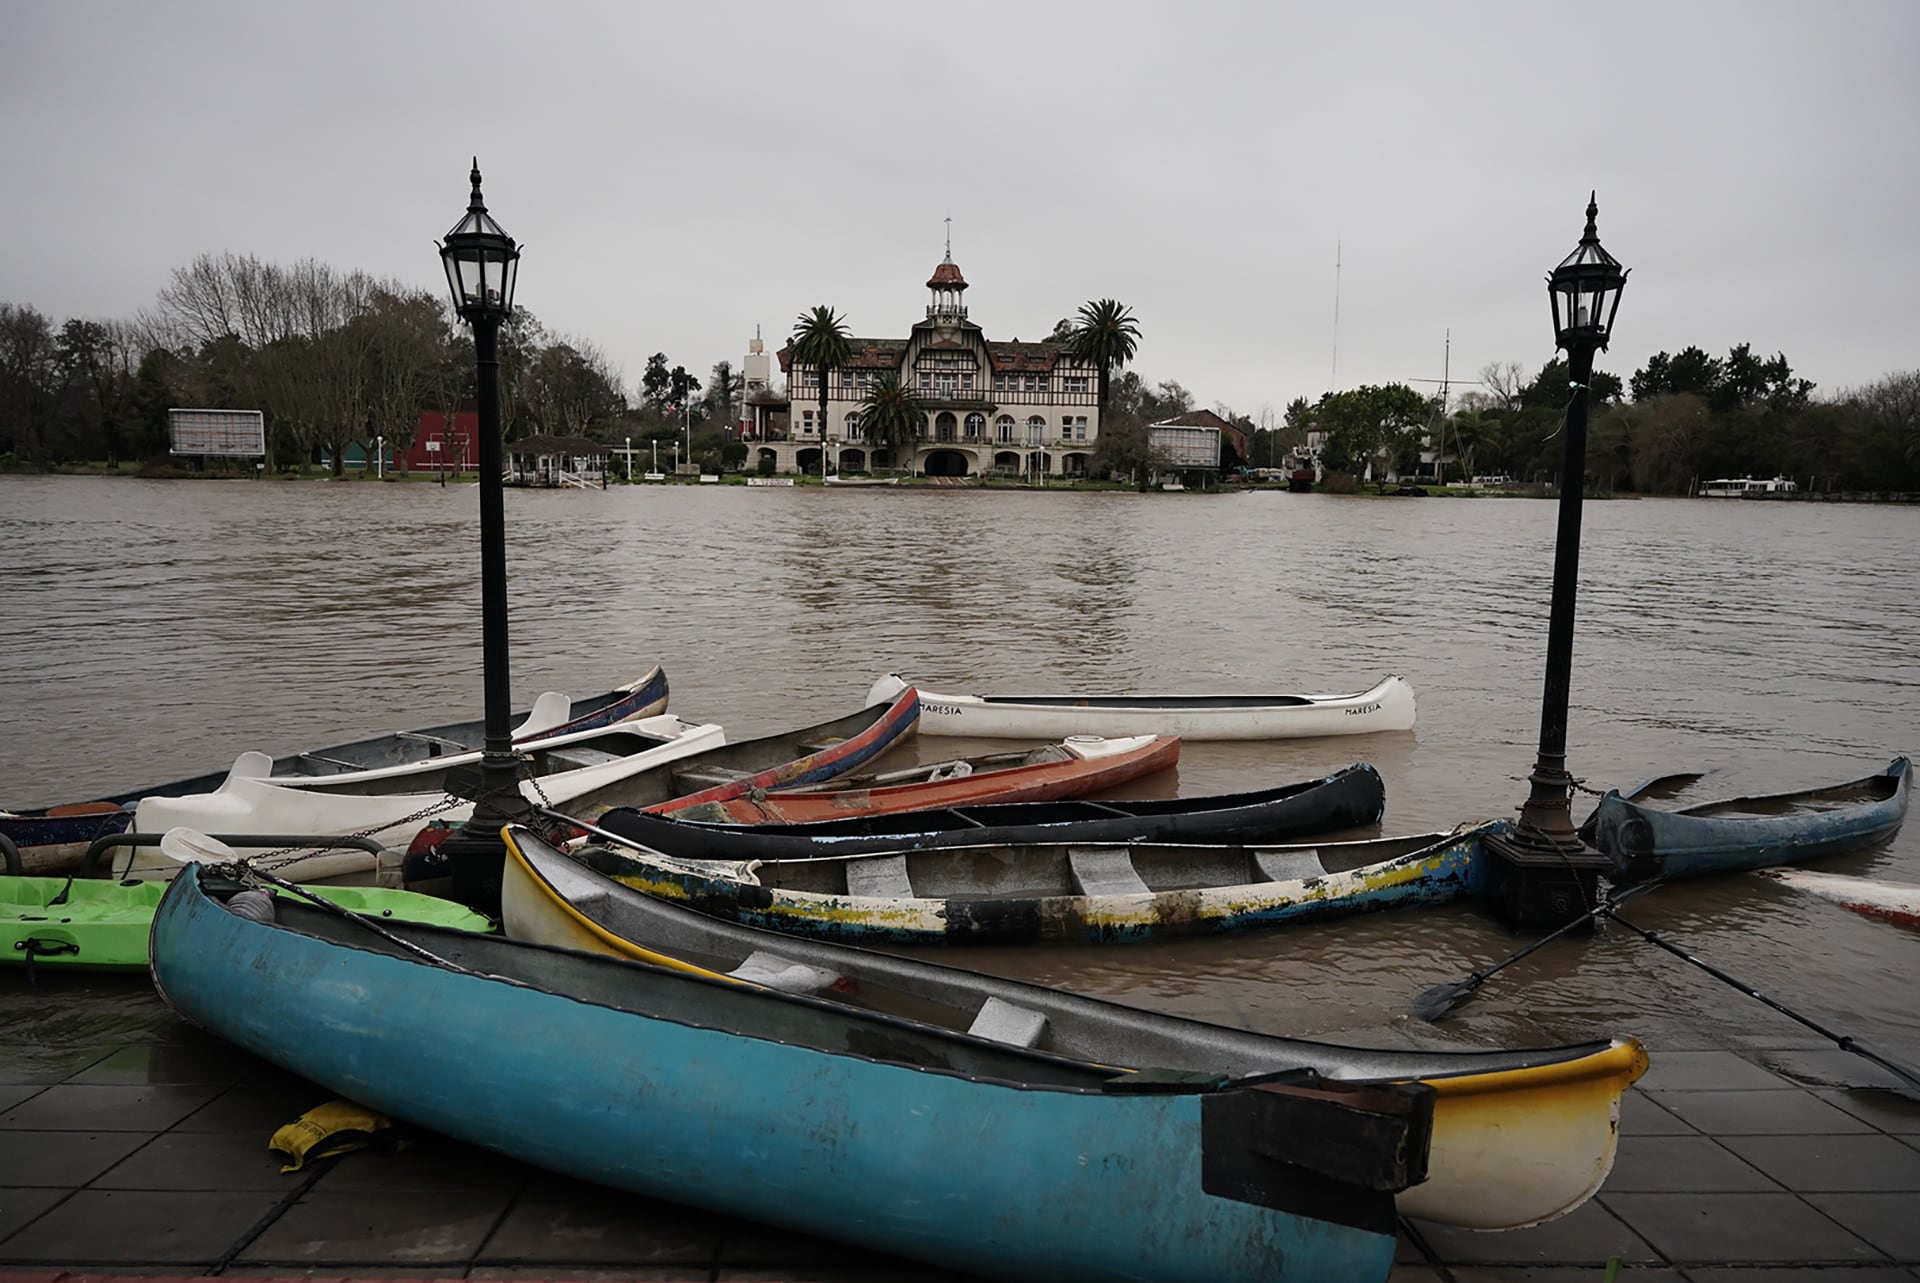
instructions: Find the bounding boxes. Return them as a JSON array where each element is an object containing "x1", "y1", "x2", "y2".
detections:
[
  {"x1": 433, "y1": 755, "x2": 535, "y2": 918},
  {"x1": 1484, "y1": 767, "x2": 1614, "y2": 933}
]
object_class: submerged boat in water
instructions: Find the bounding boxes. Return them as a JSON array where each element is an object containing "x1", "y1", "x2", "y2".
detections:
[
  {"x1": 1582, "y1": 757, "x2": 1911, "y2": 883},
  {"x1": 500, "y1": 826, "x2": 1647, "y2": 1232},
  {"x1": 870, "y1": 671, "x2": 1416, "y2": 740},
  {"x1": 153, "y1": 856, "x2": 1435, "y2": 1283}
]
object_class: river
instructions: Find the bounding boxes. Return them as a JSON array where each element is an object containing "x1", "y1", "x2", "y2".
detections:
[{"x1": 2, "y1": 474, "x2": 1915, "y2": 1062}]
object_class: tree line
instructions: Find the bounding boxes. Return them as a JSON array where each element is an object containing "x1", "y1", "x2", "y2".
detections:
[
  {"x1": 8, "y1": 250, "x2": 1913, "y2": 493},
  {"x1": 1237, "y1": 346, "x2": 1920, "y2": 493},
  {"x1": 0, "y1": 253, "x2": 748, "y2": 475}
]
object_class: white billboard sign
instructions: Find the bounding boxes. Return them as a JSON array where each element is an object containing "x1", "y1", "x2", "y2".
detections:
[{"x1": 169, "y1": 408, "x2": 265, "y2": 457}]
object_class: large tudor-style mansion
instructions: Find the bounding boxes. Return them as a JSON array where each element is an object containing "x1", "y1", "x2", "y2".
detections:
[{"x1": 737, "y1": 255, "x2": 1104, "y2": 478}]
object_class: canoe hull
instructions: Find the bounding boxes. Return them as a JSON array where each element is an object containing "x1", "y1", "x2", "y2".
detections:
[
  {"x1": 152, "y1": 866, "x2": 1405, "y2": 1283},
  {"x1": 596, "y1": 762, "x2": 1388, "y2": 863},
  {"x1": 1, "y1": 876, "x2": 491, "y2": 971},
  {"x1": 583, "y1": 825, "x2": 1493, "y2": 945},
  {"x1": 668, "y1": 734, "x2": 1180, "y2": 825},
  {"x1": 871, "y1": 673, "x2": 1417, "y2": 740},
  {"x1": 128, "y1": 717, "x2": 728, "y2": 869},
  {"x1": 1, "y1": 666, "x2": 670, "y2": 875},
  {"x1": 1587, "y1": 757, "x2": 1912, "y2": 882},
  {"x1": 1761, "y1": 868, "x2": 1920, "y2": 930},
  {"x1": 501, "y1": 829, "x2": 1646, "y2": 1231}
]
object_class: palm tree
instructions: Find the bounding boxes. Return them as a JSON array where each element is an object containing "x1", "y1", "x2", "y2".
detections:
[
  {"x1": 857, "y1": 373, "x2": 923, "y2": 469},
  {"x1": 1064, "y1": 298, "x2": 1141, "y2": 416},
  {"x1": 790, "y1": 305, "x2": 852, "y2": 476}
]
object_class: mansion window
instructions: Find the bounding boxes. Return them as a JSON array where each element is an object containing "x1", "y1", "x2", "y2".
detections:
[
  {"x1": 841, "y1": 369, "x2": 876, "y2": 393},
  {"x1": 801, "y1": 410, "x2": 820, "y2": 437},
  {"x1": 1062, "y1": 415, "x2": 1088, "y2": 440},
  {"x1": 964, "y1": 412, "x2": 985, "y2": 439},
  {"x1": 992, "y1": 372, "x2": 1010, "y2": 393},
  {"x1": 800, "y1": 371, "x2": 820, "y2": 390},
  {"x1": 1025, "y1": 373, "x2": 1049, "y2": 394},
  {"x1": 995, "y1": 415, "x2": 1015, "y2": 443},
  {"x1": 935, "y1": 372, "x2": 956, "y2": 398},
  {"x1": 843, "y1": 412, "x2": 863, "y2": 442},
  {"x1": 1026, "y1": 415, "x2": 1045, "y2": 445},
  {"x1": 1064, "y1": 376, "x2": 1089, "y2": 395}
]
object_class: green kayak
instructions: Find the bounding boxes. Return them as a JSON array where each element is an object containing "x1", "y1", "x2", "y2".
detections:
[{"x1": 3, "y1": 877, "x2": 495, "y2": 971}]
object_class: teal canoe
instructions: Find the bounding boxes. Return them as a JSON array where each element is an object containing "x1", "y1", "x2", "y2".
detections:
[{"x1": 151, "y1": 860, "x2": 1431, "y2": 1283}]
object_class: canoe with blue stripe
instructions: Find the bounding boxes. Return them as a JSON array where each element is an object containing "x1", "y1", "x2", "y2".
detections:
[
  {"x1": 151, "y1": 860, "x2": 1433, "y2": 1283},
  {"x1": 569, "y1": 823, "x2": 1496, "y2": 946},
  {"x1": 0, "y1": 665, "x2": 669, "y2": 875},
  {"x1": 1582, "y1": 756, "x2": 1911, "y2": 883},
  {"x1": 588, "y1": 760, "x2": 1387, "y2": 863}
]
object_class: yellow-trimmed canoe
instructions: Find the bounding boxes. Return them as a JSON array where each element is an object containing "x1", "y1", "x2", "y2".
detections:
[{"x1": 499, "y1": 826, "x2": 1647, "y2": 1230}]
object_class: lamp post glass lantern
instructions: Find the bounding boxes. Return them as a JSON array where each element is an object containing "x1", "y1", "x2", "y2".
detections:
[
  {"x1": 433, "y1": 158, "x2": 528, "y2": 911},
  {"x1": 1483, "y1": 193, "x2": 1629, "y2": 932}
]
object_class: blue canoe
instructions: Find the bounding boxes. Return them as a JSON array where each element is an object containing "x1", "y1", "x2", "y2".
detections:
[
  {"x1": 1583, "y1": 756, "x2": 1911, "y2": 883},
  {"x1": 0, "y1": 665, "x2": 670, "y2": 875},
  {"x1": 151, "y1": 862, "x2": 1429, "y2": 1283}
]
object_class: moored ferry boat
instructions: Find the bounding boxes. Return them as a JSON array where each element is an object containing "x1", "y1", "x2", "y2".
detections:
[{"x1": 1699, "y1": 475, "x2": 1798, "y2": 497}]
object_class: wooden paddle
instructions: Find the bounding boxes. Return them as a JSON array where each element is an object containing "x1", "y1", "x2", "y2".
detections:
[{"x1": 1411, "y1": 881, "x2": 1661, "y2": 1022}]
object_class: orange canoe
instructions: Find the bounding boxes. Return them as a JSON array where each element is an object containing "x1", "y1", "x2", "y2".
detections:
[{"x1": 663, "y1": 734, "x2": 1180, "y2": 825}]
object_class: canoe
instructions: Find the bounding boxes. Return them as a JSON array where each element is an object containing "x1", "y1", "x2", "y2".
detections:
[
  {"x1": 126, "y1": 714, "x2": 728, "y2": 871},
  {"x1": 1582, "y1": 756, "x2": 1911, "y2": 883},
  {"x1": 3, "y1": 873, "x2": 492, "y2": 971},
  {"x1": 502, "y1": 826, "x2": 1647, "y2": 1231},
  {"x1": 588, "y1": 761, "x2": 1387, "y2": 863},
  {"x1": 663, "y1": 733, "x2": 1179, "y2": 824},
  {"x1": 153, "y1": 860, "x2": 1434, "y2": 1283},
  {"x1": 568, "y1": 823, "x2": 1496, "y2": 945},
  {"x1": 0, "y1": 666, "x2": 669, "y2": 875},
  {"x1": 870, "y1": 671, "x2": 1416, "y2": 740},
  {"x1": 1759, "y1": 868, "x2": 1920, "y2": 931},
  {"x1": 395, "y1": 690, "x2": 926, "y2": 880}
]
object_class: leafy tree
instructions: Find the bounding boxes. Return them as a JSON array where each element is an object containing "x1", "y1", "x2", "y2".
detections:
[
  {"x1": 1313, "y1": 383, "x2": 1426, "y2": 477},
  {"x1": 1063, "y1": 298, "x2": 1140, "y2": 415},
  {"x1": 857, "y1": 373, "x2": 924, "y2": 463},
  {"x1": 668, "y1": 364, "x2": 700, "y2": 418},
  {"x1": 0, "y1": 303, "x2": 59, "y2": 462},
  {"x1": 640, "y1": 353, "x2": 671, "y2": 415},
  {"x1": 789, "y1": 305, "x2": 851, "y2": 474},
  {"x1": 706, "y1": 359, "x2": 743, "y2": 429}
]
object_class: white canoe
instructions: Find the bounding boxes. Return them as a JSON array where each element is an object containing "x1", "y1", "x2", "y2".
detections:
[
  {"x1": 868, "y1": 673, "x2": 1416, "y2": 740},
  {"x1": 125, "y1": 714, "x2": 724, "y2": 877},
  {"x1": 1760, "y1": 868, "x2": 1920, "y2": 930}
]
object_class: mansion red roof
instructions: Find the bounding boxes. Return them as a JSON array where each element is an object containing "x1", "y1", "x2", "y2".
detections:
[{"x1": 927, "y1": 260, "x2": 968, "y2": 288}]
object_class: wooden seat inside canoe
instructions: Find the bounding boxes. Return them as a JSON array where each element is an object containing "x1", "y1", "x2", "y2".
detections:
[
  {"x1": 966, "y1": 996, "x2": 1048, "y2": 1048},
  {"x1": 793, "y1": 736, "x2": 847, "y2": 754},
  {"x1": 726, "y1": 950, "x2": 842, "y2": 995},
  {"x1": 1253, "y1": 850, "x2": 1325, "y2": 883},
  {"x1": 844, "y1": 854, "x2": 915, "y2": 899},
  {"x1": 1067, "y1": 847, "x2": 1151, "y2": 896}
]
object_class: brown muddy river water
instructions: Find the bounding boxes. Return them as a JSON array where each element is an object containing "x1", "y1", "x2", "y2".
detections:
[{"x1": 2, "y1": 475, "x2": 1916, "y2": 1062}]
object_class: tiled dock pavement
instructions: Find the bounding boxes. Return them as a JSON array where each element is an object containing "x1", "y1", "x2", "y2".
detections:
[{"x1": 3, "y1": 978, "x2": 1917, "y2": 1281}]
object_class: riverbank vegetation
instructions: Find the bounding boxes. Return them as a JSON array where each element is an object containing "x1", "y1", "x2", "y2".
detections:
[{"x1": 3, "y1": 252, "x2": 1915, "y2": 494}]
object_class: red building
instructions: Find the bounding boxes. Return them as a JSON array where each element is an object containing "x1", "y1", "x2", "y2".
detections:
[{"x1": 408, "y1": 407, "x2": 477, "y2": 474}]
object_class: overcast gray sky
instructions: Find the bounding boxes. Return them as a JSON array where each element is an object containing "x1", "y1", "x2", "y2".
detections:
[{"x1": 4, "y1": 0, "x2": 1916, "y2": 416}]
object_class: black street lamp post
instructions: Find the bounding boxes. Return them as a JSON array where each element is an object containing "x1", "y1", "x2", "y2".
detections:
[
  {"x1": 434, "y1": 160, "x2": 531, "y2": 912},
  {"x1": 1483, "y1": 193, "x2": 1630, "y2": 932}
]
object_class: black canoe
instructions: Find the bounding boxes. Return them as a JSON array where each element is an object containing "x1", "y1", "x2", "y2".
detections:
[{"x1": 590, "y1": 761, "x2": 1386, "y2": 862}]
